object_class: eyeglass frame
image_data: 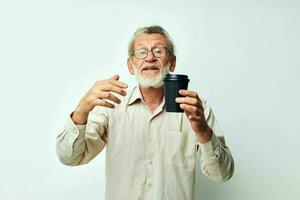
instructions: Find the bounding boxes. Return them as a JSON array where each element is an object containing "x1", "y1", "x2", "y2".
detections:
[{"x1": 132, "y1": 47, "x2": 170, "y2": 59}]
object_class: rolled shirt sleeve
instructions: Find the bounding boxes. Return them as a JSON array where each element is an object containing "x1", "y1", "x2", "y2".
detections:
[
  {"x1": 56, "y1": 106, "x2": 109, "y2": 166},
  {"x1": 198, "y1": 100, "x2": 234, "y2": 182}
]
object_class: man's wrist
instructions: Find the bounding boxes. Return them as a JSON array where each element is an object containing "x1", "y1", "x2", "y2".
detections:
[
  {"x1": 196, "y1": 127, "x2": 213, "y2": 144},
  {"x1": 71, "y1": 111, "x2": 88, "y2": 125}
]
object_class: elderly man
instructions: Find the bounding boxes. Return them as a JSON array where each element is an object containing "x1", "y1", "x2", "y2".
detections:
[{"x1": 56, "y1": 25, "x2": 234, "y2": 200}]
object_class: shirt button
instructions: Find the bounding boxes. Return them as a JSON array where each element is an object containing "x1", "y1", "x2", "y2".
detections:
[{"x1": 149, "y1": 160, "x2": 153, "y2": 165}]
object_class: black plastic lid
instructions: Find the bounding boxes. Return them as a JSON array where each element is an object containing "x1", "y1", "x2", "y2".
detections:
[{"x1": 163, "y1": 73, "x2": 189, "y2": 82}]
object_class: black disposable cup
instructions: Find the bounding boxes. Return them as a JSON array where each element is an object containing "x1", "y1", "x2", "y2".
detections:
[{"x1": 163, "y1": 73, "x2": 190, "y2": 112}]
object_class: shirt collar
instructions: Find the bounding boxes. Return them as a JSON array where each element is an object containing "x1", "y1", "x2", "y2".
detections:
[
  {"x1": 126, "y1": 86, "x2": 166, "y2": 113},
  {"x1": 126, "y1": 86, "x2": 143, "y2": 106}
]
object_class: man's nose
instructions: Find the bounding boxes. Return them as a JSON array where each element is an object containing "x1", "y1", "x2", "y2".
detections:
[{"x1": 144, "y1": 50, "x2": 156, "y2": 61}]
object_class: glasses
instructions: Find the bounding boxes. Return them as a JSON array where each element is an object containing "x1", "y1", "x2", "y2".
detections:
[{"x1": 133, "y1": 47, "x2": 169, "y2": 59}]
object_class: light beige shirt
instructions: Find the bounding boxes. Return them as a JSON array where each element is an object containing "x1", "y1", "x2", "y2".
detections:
[{"x1": 56, "y1": 86, "x2": 234, "y2": 200}]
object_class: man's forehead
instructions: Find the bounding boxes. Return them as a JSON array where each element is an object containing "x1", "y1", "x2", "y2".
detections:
[{"x1": 134, "y1": 33, "x2": 167, "y2": 47}]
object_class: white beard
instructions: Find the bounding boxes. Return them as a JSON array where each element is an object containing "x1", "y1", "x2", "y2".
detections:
[{"x1": 132, "y1": 62, "x2": 171, "y2": 88}]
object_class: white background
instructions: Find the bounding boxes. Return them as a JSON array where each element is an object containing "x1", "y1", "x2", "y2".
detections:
[{"x1": 0, "y1": 0, "x2": 299, "y2": 200}]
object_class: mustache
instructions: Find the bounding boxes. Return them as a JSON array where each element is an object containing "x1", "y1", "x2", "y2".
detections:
[{"x1": 131, "y1": 61, "x2": 170, "y2": 72}]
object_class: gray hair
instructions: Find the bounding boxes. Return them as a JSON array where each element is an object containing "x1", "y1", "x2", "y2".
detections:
[{"x1": 128, "y1": 25, "x2": 175, "y2": 58}]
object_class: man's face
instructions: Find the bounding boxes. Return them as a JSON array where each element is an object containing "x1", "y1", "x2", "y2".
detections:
[{"x1": 127, "y1": 33, "x2": 176, "y2": 88}]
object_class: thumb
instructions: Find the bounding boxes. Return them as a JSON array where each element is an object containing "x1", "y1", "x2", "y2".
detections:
[{"x1": 109, "y1": 74, "x2": 119, "y2": 80}]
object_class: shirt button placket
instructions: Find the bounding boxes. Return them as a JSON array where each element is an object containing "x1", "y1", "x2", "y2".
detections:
[{"x1": 143, "y1": 122, "x2": 155, "y2": 199}]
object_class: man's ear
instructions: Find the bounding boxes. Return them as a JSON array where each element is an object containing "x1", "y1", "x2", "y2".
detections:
[
  {"x1": 169, "y1": 55, "x2": 176, "y2": 72},
  {"x1": 127, "y1": 57, "x2": 135, "y2": 75}
]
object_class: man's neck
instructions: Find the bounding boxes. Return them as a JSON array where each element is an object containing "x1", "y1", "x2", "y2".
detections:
[{"x1": 139, "y1": 86, "x2": 164, "y2": 113}]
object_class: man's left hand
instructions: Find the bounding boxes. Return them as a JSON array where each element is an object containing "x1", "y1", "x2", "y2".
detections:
[{"x1": 175, "y1": 89, "x2": 212, "y2": 143}]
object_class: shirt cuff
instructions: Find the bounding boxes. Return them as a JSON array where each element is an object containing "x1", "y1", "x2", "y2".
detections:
[
  {"x1": 65, "y1": 112, "x2": 87, "y2": 135},
  {"x1": 198, "y1": 132, "x2": 220, "y2": 159}
]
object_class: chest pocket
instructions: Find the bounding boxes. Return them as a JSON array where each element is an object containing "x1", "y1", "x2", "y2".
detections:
[{"x1": 162, "y1": 131, "x2": 196, "y2": 169}]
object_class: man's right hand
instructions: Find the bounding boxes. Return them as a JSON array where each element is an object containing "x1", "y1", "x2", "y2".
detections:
[{"x1": 72, "y1": 74, "x2": 128, "y2": 125}]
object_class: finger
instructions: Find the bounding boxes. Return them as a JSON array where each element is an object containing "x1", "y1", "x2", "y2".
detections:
[
  {"x1": 93, "y1": 98, "x2": 115, "y2": 109},
  {"x1": 98, "y1": 84, "x2": 127, "y2": 96},
  {"x1": 179, "y1": 90, "x2": 199, "y2": 98},
  {"x1": 188, "y1": 115, "x2": 202, "y2": 122},
  {"x1": 97, "y1": 91, "x2": 122, "y2": 104},
  {"x1": 179, "y1": 103, "x2": 201, "y2": 115},
  {"x1": 109, "y1": 74, "x2": 119, "y2": 81},
  {"x1": 94, "y1": 80, "x2": 127, "y2": 92},
  {"x1": 175, "y1": 97, "x2": 201, "y2": 107},
  {"x1": 110, "y1": 79, "x2": 128, "y2": 89}
]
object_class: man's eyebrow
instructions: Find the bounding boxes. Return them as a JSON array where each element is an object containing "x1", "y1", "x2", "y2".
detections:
[{"x1": 135, "y1": 42, "x2": 166, "y2": 48}]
